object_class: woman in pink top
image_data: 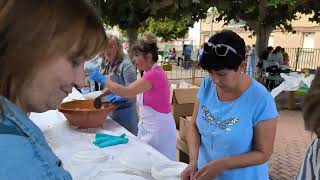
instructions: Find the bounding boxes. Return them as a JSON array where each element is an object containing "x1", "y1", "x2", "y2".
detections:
[{"x1": 103, "y1": 32, "x2": 176, "y2": 160}]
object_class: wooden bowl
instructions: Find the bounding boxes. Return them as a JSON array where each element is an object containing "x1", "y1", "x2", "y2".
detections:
[{"x1": 58, "y1": 100, "x2": 116, "y2": 128}]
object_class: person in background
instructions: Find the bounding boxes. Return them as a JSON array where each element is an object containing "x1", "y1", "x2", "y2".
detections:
[
  {"x1": 267, "y1": 46, "x2": 284, "y2": 67},
  {"x1": 197, "y1": 43, "x2": 205, "y2": 63},
  {"x1": 181, "y1": 30, "x2": 278, "y2": 180},
  {"x1": 168, "y1": 48, "x2": 176, "y2": 61},
  {"x1": 245, "y1": 45, "x2": 251, "y2": 59},
  {"x1": 256, "y1": 46, "x2": 273, "y2": 82},
  {"x1": 183, "y1": 45, "x2": 193, "y2": 69},
  {"x1": 246, "y1": 44, "x2": 256, "y2": 79},
  {"x1": 0, "y1": 0, "x2": 106, "y2": 179},
  {"x1": 102, "y1": 32, "x2": 176, "y2": 160},
  {"x1": 281, "y1": 48, "x2": 289, "y2": 65},
  {"x1": 84, "y1": 55, "x2": 103, "y2": 92},
  {"x1": 92, "y1": 35, "x2": 139, "y2": 135},
  {"x1": 296, "y1": 69, "x2": 320, "y2": 180}
]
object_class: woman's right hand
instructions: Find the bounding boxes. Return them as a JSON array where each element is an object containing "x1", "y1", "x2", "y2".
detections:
[{"x1": 181, "y1": 162, "x2": 198, "y2": 180}]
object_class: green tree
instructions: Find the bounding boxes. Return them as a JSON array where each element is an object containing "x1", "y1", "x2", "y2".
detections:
[
  {"x1": 91, "y1": 0, "x2": 209, "y2": 53},
  {"x1": 139, "y1": 17, "x2": 191, "y2": 42},
  {"x1": 212, "y1": 0, "x2": 320, "y2": 57}
]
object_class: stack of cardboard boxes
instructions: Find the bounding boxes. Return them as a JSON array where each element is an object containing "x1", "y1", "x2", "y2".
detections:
[
  {"x1": 170, "y1": 83, "x2": 199, "y2": 129},
  {"x1": 170, "y1": 82, "x2": 199, "y2": 162}
]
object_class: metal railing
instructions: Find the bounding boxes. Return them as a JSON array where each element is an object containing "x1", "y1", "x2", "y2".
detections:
[
  {"x1": 285, "y1": 48, "x2": 320, "y2": 71},
  {"x1": 158, "y1": 47, "x2": 320, "y2": 84},
  {"x1": 159, "y1": 59, "x2": 207, "y2": 84}
]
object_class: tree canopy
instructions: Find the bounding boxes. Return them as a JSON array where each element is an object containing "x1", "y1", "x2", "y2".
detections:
[
  {"x1": 213, "y1": 0, "x2": 320, "y2": 55},
  {"x1": 139, "y1": 17, "x2": 190, "y2": 42},
  {"x1": 90, "y1": 0, "x2": 210, "y2": 50}
]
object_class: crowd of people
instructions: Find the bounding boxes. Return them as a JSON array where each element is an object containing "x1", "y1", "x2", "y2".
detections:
[
  {"x1": 245, "y1": 44, "x2": 291, "y2": 90},
  {"x1": 1, "y1": 1, "x2": 320, "y2": 180}
]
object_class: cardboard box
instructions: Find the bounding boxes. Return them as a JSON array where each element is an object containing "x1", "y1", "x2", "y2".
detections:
[
  {"x1": 162, "y1": 63, "x2": 172, "y2": 71},
  {"x1": 179, "y1": 116, "x2": 192, "y2": 141},
  {"x1": 170, "y1": 83, "x2": 199, "y2": 129},
  {"x1": 176, "y1": 130, "x2": 189, "y2": 163}
]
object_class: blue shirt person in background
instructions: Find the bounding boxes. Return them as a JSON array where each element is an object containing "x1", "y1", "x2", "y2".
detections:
[
  {"x1": 181, "y1": 30, "x2": 278, "y2": 180},
  {"x1": 0, "y1": 0, "x2": 106, "y2": 179},
  {"x1": 183, "y1": 45, "x2": 193, "y2": 69},
  {"x1": 84, "y1": 55, "x2": 103, "y2": 92},
  {"x1": 246, "y1": 44, "x2": 256, "y2": 78}
]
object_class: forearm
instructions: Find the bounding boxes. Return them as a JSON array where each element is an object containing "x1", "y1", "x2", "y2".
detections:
[
  {"x1": 217, "y1": 150, "x2": 272, "y2": 171},
  {"x1": 107, "y1": 81, "x2": 136, "y2": 98},
  {"x1": 187, "y1": 125, "x2": 201, "y2": 165}
]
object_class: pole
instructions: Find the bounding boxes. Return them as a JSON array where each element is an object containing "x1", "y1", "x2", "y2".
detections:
[{"x1": 210, "y1": 14, "x2": 213, "y2": 37}]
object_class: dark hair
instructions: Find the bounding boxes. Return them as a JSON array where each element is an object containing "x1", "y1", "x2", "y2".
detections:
[
  {"x1": 132, "y1": 32, "x2": 158, "y2": 62},
  {"x1": 303, "y1": 68, "x2": 320, "y2": 137},
  {"x1": 267, "y1": 46, "x2": 274, "y2": 52},
  {"x1": 199, "y1": 30, "x2": 246, "y2": 71},
  {"x1": 272, "y1": 46, "x2": 282, "y2": 54},
  {"x1": 281, "y1": 48, "x2": 285, "y2": 52}
]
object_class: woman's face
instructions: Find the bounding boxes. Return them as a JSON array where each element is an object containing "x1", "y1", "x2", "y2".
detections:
[
  {"x1": 19, "y1": 56, "x2": 85, "y2": 113},
  {"x1": 133, "y1": 52, "x2": 152, "y2": 71},
  {"x1": 104, "y1": 40, "x2": 118, "y2": 62},
  {"x1": 209, "y1": 63, "x2": 246, "y2": 92}
]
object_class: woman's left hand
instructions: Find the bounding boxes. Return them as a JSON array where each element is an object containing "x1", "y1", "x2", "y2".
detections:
[{"x1": 192, "y1": 160, "x2": 226, "y2": 180}]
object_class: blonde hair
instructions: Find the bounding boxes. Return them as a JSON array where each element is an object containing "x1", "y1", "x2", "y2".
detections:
[
  {"x1": 105, "y1": 35, "x2": 125, "y2": 62},
  {"x1": 0, "y1": 0, "x2": 107, "y2": 101}
]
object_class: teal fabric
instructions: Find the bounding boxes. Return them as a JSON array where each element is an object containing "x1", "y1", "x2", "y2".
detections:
[{"x1": 93, "y1": 133, "x2": 128, "y2": 148}]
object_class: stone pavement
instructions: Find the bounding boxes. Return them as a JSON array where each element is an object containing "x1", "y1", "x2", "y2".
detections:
[{"x1": 269, "y1": 110, "x2": 314, "y2": 180}]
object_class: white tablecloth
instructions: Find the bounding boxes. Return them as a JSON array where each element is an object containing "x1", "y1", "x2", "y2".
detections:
[
  {"x1": 271, "y1": 72, "x2": 315, "y2": 97},
  {"x1": 29, "y1": 110, "x2": 169, "y2": 180}
]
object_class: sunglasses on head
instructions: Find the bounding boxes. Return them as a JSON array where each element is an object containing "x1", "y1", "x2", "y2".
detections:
[{"x1": 203, "y1": 42, "x2": 242, "y2": 58}]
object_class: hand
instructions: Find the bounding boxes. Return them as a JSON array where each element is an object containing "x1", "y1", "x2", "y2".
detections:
[
  {"x1": 89, "y1": 70, "x2": 108, "y2": 85},
  {"x1": 181, "y1": 162, "x2": 198, "y2": 180},
  {"x1": 192, "y1": 160, "x2": 225, "y2": 180},
  {"x1": 97, "y1": 88, "x2": 112, "y2": 99}
]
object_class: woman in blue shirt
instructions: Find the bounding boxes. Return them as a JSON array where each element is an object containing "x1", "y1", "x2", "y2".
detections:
[
  {"x1": 181, "y1": 30, "x2": 278, "y2": 180},
  {"x1": 0, "y1": 0, "x2": 106, "y2": 179}
]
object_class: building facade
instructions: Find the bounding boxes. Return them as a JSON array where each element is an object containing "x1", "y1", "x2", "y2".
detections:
[{"x1": 200, "y1": 14, "x2": 320, "y2": 49}]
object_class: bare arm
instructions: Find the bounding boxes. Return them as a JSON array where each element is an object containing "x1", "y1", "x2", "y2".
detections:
[
  {"x1": 181, "y1": 101, "x2": 201, "y2": 180},
  {"x1": 187, "y1": 101, "x2": 201, "y2": 165},
  {"x1": 218, "y1": 119, "x2": 277, "y2": 168},
  {"x1": 105, "y1": 78, "x2": 152, "y2": 98},
  {"x1": 194, "y1": 118, "x2": 277, "y2": 179}
]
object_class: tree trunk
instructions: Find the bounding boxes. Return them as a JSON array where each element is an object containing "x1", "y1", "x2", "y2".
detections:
[
  {"x1": 126, "y1": 27, "x2": 138, "y2": 59},
  {"x1": 255, "y1": 25, "x2": 273, "y2": 61}
]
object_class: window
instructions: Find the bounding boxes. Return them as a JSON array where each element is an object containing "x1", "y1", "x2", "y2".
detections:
[
  {"x1": 268, "y1": 35, "x2": 274, "y2": 47},
  {"x1": 302, "y1": 32, "x2": 315, "y2": 49}
]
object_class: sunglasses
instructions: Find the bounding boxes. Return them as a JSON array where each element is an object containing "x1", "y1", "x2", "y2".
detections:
[{"x1": 203, "y1": 42, "x2": 242, "y2": 58}]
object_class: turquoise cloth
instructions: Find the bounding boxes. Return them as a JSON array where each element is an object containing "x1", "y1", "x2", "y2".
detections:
[{"x1": 93, "y1": 133, "x2": 128, "y2": 148}]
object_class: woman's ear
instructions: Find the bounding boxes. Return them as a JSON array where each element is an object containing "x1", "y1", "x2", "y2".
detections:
[
  {"x1": 146, "y1": 53, "x2": 153, "y2": 63},
  {"x1": 239, "y1": 61, "x2": 247, "y2": 73}
]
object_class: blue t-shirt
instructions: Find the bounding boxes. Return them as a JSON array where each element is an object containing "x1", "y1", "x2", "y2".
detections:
[{"x1": 196, "y1": 76, "x2": 278, "y2": 180}]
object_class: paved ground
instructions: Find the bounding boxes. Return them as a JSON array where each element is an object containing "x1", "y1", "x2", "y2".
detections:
[{"x1": 269, "y1": 110, "x2": 313, "y2": 180}]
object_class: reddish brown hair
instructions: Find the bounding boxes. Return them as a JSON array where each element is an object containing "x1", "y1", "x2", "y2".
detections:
[{"x1": 0, "y1": 0, "x2": 107, "y2": 101}]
